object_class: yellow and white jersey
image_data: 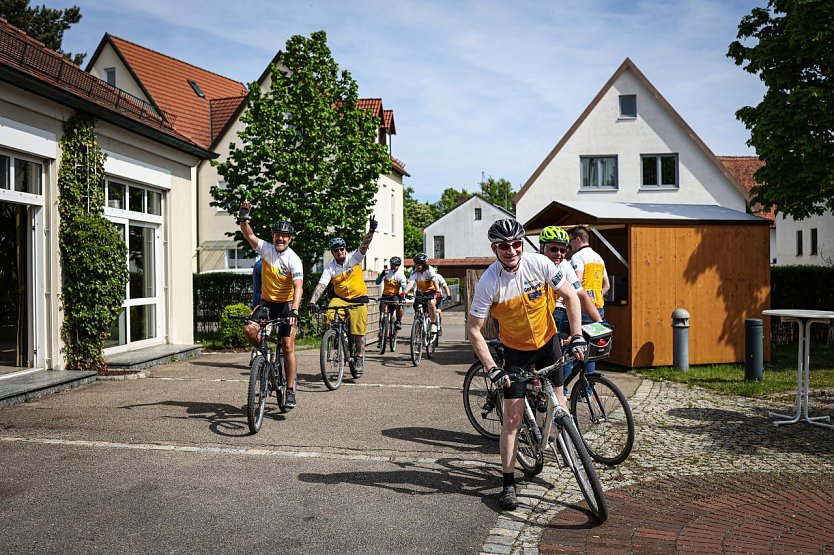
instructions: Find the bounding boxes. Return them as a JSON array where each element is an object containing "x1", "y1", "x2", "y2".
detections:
[
  {"x1": 380, "y1": 269, "x2": 407, "y2": 296},
  {"x1": 470, "y1": 252, "x2": 566, "y2": 351},
  {"x1": 409, "y1": 267, "x2": 438, "y2": 293},
  {"x1": 571, "y1": 246, "x2": 607, "y2": 308},
  {"x1": 548, "y1": 259, "x2": 583, "y2": 311},
  {"x1": 255, "y1": 240, "x2": 303, "y2": 303},
  {"x1": 319, "y1": 248, "x2": 368, "y2": 300}
]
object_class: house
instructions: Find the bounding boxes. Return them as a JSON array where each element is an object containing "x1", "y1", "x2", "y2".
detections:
[
  {"x1": 423, "y1": 195, "x2": 515, "y2": 259},
  {"x1": 87, "y1": 38, "x2": 407, "y2": 275},
  {"x1": 0, "y1": 19, "x2": 215, "y2": 371},
  {"x1": 514, "y1": 58, "x2": 771, "y2": 367}
]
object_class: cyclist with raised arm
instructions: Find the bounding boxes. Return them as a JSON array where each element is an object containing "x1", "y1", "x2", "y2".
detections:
[
  {"x1": 238, "y1": 201, "x2": 303, "y2": 409},
  {"x1": 467, "y1": 218, "x2": 587, "y2": 511},
  {"x1": 376, "y1": 256, "x2": 407, "y2": 329},
  {"x1": 308, "y1": 216, "x2": 378, "y2": 375},
  {"x1": 403, "y1": 253, "x2": 441, "y2": 334}
]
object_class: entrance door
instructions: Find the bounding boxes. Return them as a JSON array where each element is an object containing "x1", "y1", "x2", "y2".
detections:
[{"x1": 0, "y1": 201, "x2": 29, "y2": 374}]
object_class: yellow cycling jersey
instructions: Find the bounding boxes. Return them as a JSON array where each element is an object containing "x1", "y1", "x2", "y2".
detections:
[
  {"x1": 381, "y1": 270, "x2": 407, "y2": 295},
  {"x1": 409, "y1": 267, "x2": 437, "y2": 293},
  {"x1": 256, "y1": 241, "x2": 303, "y2": 303},
  {"x1": 319, "y1": 249, "x2": 368, "y2": 300},
  {"x1": 571, "y1": 246, "x2": 606, "y2": 308}
]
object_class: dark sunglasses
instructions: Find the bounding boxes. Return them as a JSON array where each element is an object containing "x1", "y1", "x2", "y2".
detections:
[
  {"x1": 332, "y1": 247, "x2": 346, "y2": 253},
  {"x1": 495, "y1": 240, "x2": 523, "y2": 251},
  {"x1": 548, "y1": 246, "x2": 568, "y2": 254}
]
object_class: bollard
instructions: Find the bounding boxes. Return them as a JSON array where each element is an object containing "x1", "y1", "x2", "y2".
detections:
[
  {"x1": 672, "y1": 308, "x2": 690, "y2": 370},
  {"x1": 745, "y1": 318, "x2": 763, "y2": 381}
]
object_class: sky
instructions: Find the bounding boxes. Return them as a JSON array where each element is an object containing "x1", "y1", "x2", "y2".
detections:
[{"x1": 56, "y1": 0, "x2": 766, "y2": 203}]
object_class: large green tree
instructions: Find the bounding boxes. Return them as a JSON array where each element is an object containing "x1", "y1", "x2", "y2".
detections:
[
  {"x1": 212, "y1": 31, "x2": 390, "y2": 273},
  {"x1": 0, "y1": 0, "x2": 85, "y2": 64},
  {"x1": 728, "y1": 0, "x2": 834, "y2": 218},
  {"x1": 480, "y1": 176, "x2": 515, "y2": 214},
  {"x1": 402, "y1": 185, "x2": 437, "y2": 258},
  {"x1": 433, "y1": 186, "x2": 471, "y2": 216}
]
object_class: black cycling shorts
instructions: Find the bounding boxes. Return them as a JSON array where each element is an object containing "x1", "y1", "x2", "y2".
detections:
[
  {"x1": 252, "y1": 301, "x2": 293, "y2": 339},
  {"x1": 502, "y1": 334, "x2": 562, "y2": 399}
]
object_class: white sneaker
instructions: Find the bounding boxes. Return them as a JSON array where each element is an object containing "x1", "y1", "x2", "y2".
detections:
[{"x1": 430, "y1": 323, "x2": 438, "y2": 333}]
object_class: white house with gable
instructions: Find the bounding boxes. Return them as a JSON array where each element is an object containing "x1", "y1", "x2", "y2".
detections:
[{"x1": 423, "y1": 195, "x2": 514, "y2": 259}]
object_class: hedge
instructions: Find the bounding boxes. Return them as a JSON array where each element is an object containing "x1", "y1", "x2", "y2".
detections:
[{"x1": 771, "y1": 265, "x2": 834, "y2": 344}]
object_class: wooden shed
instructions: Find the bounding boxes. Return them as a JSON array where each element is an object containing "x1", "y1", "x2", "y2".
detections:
[{"x1": 524, "y1": 200, "x2": 772, "y2": 368}]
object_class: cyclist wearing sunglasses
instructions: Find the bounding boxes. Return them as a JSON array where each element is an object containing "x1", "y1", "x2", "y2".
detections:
[
  {"x1": 403, "y1": 253, "x2": 442, "y2": 334},
  {"x1": 308, "y1": 215, "x2": 379, "y2": 375},
  {"x1": 468, "y1": 218, "x2": 588, "y2": 510},
  {"x1": 376, "y1": 256, "x2": 407, "y2": 329}
]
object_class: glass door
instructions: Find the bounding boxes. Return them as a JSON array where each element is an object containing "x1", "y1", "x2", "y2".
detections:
[{"x1": 0, "y1": 201, "x2": 29, "y2": 373}]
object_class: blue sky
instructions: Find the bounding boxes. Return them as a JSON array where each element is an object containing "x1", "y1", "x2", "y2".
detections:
[{"x1": 57, "y1": 0, "x2": 766, "y2": 203}]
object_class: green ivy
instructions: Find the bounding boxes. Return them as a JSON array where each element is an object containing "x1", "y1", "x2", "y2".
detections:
[{"x1": 58, "y1": 114, "x2": 129, "y2": 371}]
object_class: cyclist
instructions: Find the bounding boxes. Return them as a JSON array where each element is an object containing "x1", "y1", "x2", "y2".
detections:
[
  {"x1": 468, "y1": 218, "x2": 587, "y2": 511},
  {"x1": 376, "y1": 256, "x2": 407, "y2": 329},
  {"x1": 308, "y1": 216, "x2": 379, "y2": 375},
  {"x1": 568, "y1": 225, "x2": 610, "y2": 375},
  {"x1": 237, "y1": 201, "x2": 303, "y2": 409},
  {"x1": 431, "y1": 268, "x2": 453, "y2": 335},
  {"x1": 403, "y1": 253, "x2": 441, "y2": 334}
]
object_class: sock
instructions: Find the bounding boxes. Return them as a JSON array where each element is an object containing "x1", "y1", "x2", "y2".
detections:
[{"x1": 503, "y1": 472, "x2": 515, "y2": 488}]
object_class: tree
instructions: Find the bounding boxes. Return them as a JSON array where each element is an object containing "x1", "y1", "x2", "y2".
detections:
[
  {"x1": 212, "y1": 31, "x2": 390, "y2": 274},
  {"x1": 479, "y1": 176, "x2": 515, "y2": 214},
  {"x1": 0, "y1": 0, "x2": 85, "y2": 64},
  {"x1": 433, "y1": 186, "x2": 471, "y2": 216},
  {"x1": 728, "y1": 0, "x2": 834, "y2": 219},
  {"x1": 402, "y1": 185, "x2": 437, "y2": 258}
]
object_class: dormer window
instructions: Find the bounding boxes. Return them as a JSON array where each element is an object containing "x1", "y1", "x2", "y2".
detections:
[
  {"x1": 619, "y1": 94, "x2": 636, "y2": 118},
  {"x1": 188, "y1": 79, "x2": 205, "y2": 98}
]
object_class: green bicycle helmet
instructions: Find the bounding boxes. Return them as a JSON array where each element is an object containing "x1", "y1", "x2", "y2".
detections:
[{"x1": 539, "y1": 225, "x2": 569, "y2": 245}]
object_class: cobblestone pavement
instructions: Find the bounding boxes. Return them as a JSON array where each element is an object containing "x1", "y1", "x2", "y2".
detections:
[{"x1": 481, "y1": 378, "x2": 834, "y2": 554}]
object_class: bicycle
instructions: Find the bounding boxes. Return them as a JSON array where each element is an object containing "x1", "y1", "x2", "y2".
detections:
[
  {"x1": 230, "y1": 311, "x2": 291, "y2": 434},
  {"x1": 377, "y1": 299, "x2": 403, "y2": 355},
  {"x1": 463, "y1": 326, "x2": 634, "y2": 466},
  {"x1": 409, "y1": 294, "x2": 439, "y2": 366},
  {"x1": 316, "y1": 303, "x2": 365, "y2": 390}
]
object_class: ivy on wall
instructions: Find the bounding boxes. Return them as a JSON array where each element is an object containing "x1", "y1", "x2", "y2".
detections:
[{"x1": 57, "y1": 114, "x2": 128, "y2": 371}]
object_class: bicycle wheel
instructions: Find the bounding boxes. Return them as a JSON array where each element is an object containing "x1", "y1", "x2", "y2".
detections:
[
  {"x1": 462, "y1": 362, "x2": 503, "y2": 440},
  {"x1": 389, "y1": 318, "x2": 398, "y2": 352},
  {"x1": 274, "y1": 357, "x2": 287, "y2": 413},
  {"x1": 410, "y1": 315, "x2": 424, "y2": 366},
  {"x1": 515, "y1": 411, "x2": 544, "y2": 475},
  {"x1": 425, "y1": 319, "x2": 437, "y2": 359},
  {"x1": 247, "y1": 355, "x2": 268, "y2": 434},
  {"x1": 555, "y1": 413, "x2": 608, "y2": 522},
  {"x1": 320, "y1": 328, "x2": 344, "y2": 390},
  {"x1": 570, "y1": 373, "x2": 635, "y2": 466},
  {"x1": 379, "y1": 312, "x2": 389, "y2": 354}
]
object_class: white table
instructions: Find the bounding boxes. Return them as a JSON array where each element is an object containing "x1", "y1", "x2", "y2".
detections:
[{"x1": 762, "y1": 309, "x2": 834, "y2": 429}]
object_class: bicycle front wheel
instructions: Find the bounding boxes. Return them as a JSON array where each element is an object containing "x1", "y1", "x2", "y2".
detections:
[
  {"x1": 462, "y1": 362, "x2": 503, "y2": 440},
  {"x1": 379, "y1": 312, "x2": 389, "y2": 354},
  {"x1": 570, "y1": 373, "x2": 635, "y2": 466},
  {"x1": 555, "y1": 413, "x2": 608, "y2": 522},
  {"x1": 247, "y1": 355, "x2": 268, "y2": 434},
  {"x1": 425, "y1": 321, "x2": 437, "y2": 359},
  {"x1": 274, "y1": 358, "x2": 287, "y2": 413},
  {"x1": 515, "y1": 411, "x2": 544, "y2": 475},
  {"x1": 410, "y1": 316, "x2": 424, "y2": 366},
  {"x1": 389, "y1": 319, "x2": 398, "y2": 352},
  {"x1": 320, "y1": 328, "x2": 344, "y2": 390}
]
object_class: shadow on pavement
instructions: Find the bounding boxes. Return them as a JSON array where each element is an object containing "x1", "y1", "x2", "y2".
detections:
[
  {"x1": 118, "y1": 399, "x2": 286, "y2": 437},
  {"x1": 381, "y1": 426, "x2": 499, "y2": 455}
]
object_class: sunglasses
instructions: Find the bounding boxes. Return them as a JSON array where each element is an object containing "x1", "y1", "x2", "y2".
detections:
[
  {"x1": 495, "y1": 240, "x2": 523, "y2": 251},
  {"x1": 273, "y1": 233, "x2": 291, "y2": 240},
  {"x1": 548, "y1": 246, "x2": 568, "y2": 254},
  {"x1": 331, "y1": 247, "x2": 346, "y2": 253}
]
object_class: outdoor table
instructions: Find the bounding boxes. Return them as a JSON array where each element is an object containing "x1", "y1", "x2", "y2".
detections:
[{"x1": 762, "y1": 309, "x2": 834, "y2": 429}]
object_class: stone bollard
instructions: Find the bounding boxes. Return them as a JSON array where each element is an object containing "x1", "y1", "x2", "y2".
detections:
[
  {"x1": 745, "y1": 318, "x2": 764, "y2": 381},
  {"x1": 672, "y1": 308, "x2": 690, "y2": 370}
]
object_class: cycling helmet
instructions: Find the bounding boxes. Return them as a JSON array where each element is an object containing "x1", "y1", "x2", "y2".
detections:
[
  {"x1": 272, "y1": 221, "x2": 294, "y2": 235},
  {"x1": 487, "y1": 218, "x2": 525, "y2": 243},
  {"x1": 414, "y1": 253, "x2": 428, "y2": 266},
  {"x1": 390, "y1": 256, "x2": 402, "y2": 266},
  {"x1": 539, "y1": 225, "x2": 569, "y2": 245},
  {"x1": 328, "y1": 237, "x2": 346, "y2": 251}
]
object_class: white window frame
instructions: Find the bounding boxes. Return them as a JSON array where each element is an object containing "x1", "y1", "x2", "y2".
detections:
[
  {"x1": 225, "y1": 248, "x2": 256, "y2": 270},
  {"x1": 640, "y1": 154, "x2": 679, "y2": 189}
]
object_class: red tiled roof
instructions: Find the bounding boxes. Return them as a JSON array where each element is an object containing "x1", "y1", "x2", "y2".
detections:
[
  {"x1": 383, "y1": 109, "x2": 395, "y2": 133},
  {"x1": 107, "y1": 35, "x2": 247, "y2": 149},
  {"x1": 391, "y1": 157, "x2": 409, "y2": 176},
  {"x1": 718, "y1": 156, "x2": 775, "y2": 222},
  {"x1": 209, "y1": 95, "x2": 246, "y2": 144},
  {"x1": 357, "y1": 98, "x2": 383, "y2": 120}
]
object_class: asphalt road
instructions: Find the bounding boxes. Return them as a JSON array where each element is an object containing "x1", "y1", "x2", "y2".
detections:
[{"x1": 0, "y1": 305, "x2": 510, "y2": 555}]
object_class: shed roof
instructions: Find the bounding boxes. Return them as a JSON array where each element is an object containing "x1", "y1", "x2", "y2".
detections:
[{"x1": 524, "y1": 200, "x2": 771, "y2": 231}]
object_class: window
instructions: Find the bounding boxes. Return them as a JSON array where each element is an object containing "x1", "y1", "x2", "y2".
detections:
[
  {"x1": 391, "y1": 191, "x2": 395, "y2": 234},
  {"x1": 641, "y1": 154, "x2": 679, "y2": 188},
  {"x1": 226, "y1": 248, "x2": 256, "y2": 269},
  {"x1": 433, "y1": 236, "x2": 445, "y2": 259},
  {"x1": 796, "y1": 230, "x2": 803, "y2": 256},
  {"x1": 580, "y1": 156, "x2": 618, "y2": 189},
  {"x1": 0, "y1": 154, "x2": 43, "y2": 196},
  {"x1": 619, "y1": 94, "x2": 636, "y2": 118},
  {"x1": 0, "y1": 154, "x2": 9, "y2": 189},
  {"x1": 188, "y1": 79, "x2": 205, "y2": 98},
  {"x1": 474, "y1": 207, "x2": 482, "y2": 220},
  {"x1": 811, "y1": 228, "x2": 818, "y2": 256},
  {"x1": 104, "y1": 67, "x2": 116, "y2": 86}
]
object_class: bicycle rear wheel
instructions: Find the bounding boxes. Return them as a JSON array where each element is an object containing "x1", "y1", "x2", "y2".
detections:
[
  {"x1": 320, "y1": 328, "x2": 344, "y2": 390},
  {"x1": 410, "y1": 316, "x2": 424, "y2": 366},
  {"x1": 570, "y1": 373, "x2": 634, "y2": 466},
  {"x1": 379, "y1": 313, "x2": 389, "y2": 354},
  {"x1": 389, "y1": 319, "x2": 398, "y2": 352},
  {"x1": 462, "y1": 362, "x2": 503, "y2": 440},
  {"x1": 555, "y1": 413, "x2": 608, "y2": 522},
  {"x1": 247, "y1": 355, "x2": 268, "y2": 434},
  {"x1": 515, "y1": 411, "x2": 544, "y2": 475}
]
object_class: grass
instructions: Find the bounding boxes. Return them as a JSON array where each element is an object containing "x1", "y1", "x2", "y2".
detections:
[{"x1": 636, "y1": 342, "x2": 834, "y2": 397}]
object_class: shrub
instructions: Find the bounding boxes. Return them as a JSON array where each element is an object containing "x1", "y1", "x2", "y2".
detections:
[{"x1": 218, "y1": 303, "x2": 252, "y2": 348}]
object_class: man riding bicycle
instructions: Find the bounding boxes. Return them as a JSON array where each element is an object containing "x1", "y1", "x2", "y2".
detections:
[
  {"x1": 238, "y1": 201, "x2": 303, "y2": 409},
  {"x1": 308, "y1": 216, "x2": 378, "y2": 375},
  {"x1": 376, "y1": 256, "x2": 407, "y2": 329},
  {"x1": 467, "y1": 218, "x2": 587, "y2": 511},
  {"x1": 403, "y1": 253, "x2": 441, "y2": 334}
]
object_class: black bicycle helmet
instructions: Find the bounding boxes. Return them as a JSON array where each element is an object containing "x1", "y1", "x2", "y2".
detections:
[
  {"x1": 487, "y1": 218, "x2": 525, "y2": 243},
  {"x1": 328, "y1": 237, "x2": 346, "y2": 251},
  {"x1": 272, "y1": 221, "x2": 294, "y2": 235},
  {"x1": 414, "y1": 253, "x2": 428, "y2": 265},
  {"x1": 390, "y1": 256, "x2": 402, "y2": 266}
]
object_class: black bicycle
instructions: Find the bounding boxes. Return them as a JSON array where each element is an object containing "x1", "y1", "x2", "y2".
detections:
[
  {"x1": 316, "y1": 303, "x2": 365, "y2": 390},
  {"x1": 409, "y1": 294, "x2": 439, "y2": 366},
  {"x1": 231, "y1": 311, "x2": 291, "y2": 434},
  {"x1": 378, "y1": 299, "x2": 403, "y2": 355}
]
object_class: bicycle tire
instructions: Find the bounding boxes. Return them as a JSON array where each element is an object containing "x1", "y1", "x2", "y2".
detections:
[
  {"x1": 570, "y1": 373, "x2": 635, "y2": 466},
  {"x1": 389, "y1": 319, "x2": 398, "y2": 352},
  {"x1": 515, "y1": 411, "x2": 544, "y2": 475},
  {"x1": 462, "y1": 362, "x2": 503, "y2": 440},
  {"x1": 410, "y1": 314, "x2": 423, "y2": 366},
  {"x1": 425, "y1": 318, "x2": 437, "y2": 359},
  {"x1": 555, "y1": 412, "x2": 609, "y2": 522},
  {"x1": 320, "y1": 328, "x2": 344, "y2": 390},
  {"x1": 379, "y1": 312, "x2": 388, "y2": 354},
  {"x1": 247, "y1": 355, "x2": 268, "y2": 434},
  {"x1": 274, "y1": 357, "x2": 287, "y2": 413}
]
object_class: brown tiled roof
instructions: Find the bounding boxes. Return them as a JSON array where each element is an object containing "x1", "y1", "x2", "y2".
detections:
[
  {"x1": 0, "y1": 19, "x2": 210, "y2": 156},
  {"x1": 357, "y1": 98, "x2": 383, "y2": 120},
  {"x1": 107, "y1": 35, "x2": 247, "y2": 149},
  {"x1": 391, "y1": 157, "x2": 409, "y2": 176},
  {"x1": 718, "y1": 156, "x2": 775, "y2": 222},
  {"x1": 209, "y1": 95, "x2": 246, "y2": 144},
  {"x1": 383, "y1": 109, "x2": 396, "y2": 133}
]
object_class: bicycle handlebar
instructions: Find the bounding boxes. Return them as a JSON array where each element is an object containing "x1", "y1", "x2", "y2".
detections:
[{"x1": 229, "y1": 314, "x2": 291, "y2": 326}]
